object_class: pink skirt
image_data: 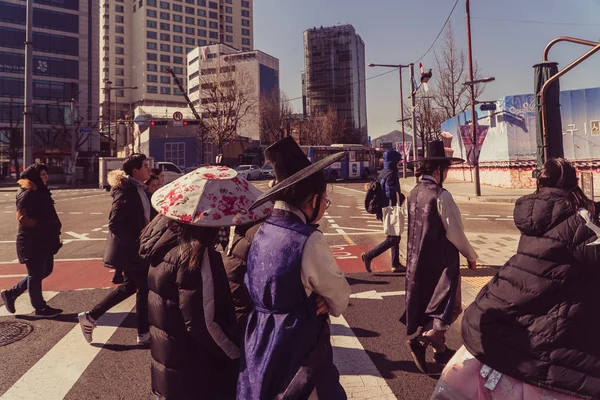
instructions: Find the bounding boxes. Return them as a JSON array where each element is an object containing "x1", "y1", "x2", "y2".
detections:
[{"x1": 431, "y1": 346, "x2": 582, "y2": 400}]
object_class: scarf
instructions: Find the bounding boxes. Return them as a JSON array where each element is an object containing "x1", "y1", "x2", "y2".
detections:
[{"x1": 129, "y1": 176, "x2": 151, "y2": 224}]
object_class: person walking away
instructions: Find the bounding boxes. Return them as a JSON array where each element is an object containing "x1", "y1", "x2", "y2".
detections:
[
  {"x1": 361, "y1": 149, "x2": 405, "y2": 273},
  {"x1": 145, "y1": 174, "x2": 159, "y2": 221},
  {"x1": 432, "y1": 158, "x2": 600, "y2": 400},
  {"x1": 78, "y1": 154, "x2": 152, "y2": 344},
  {"x1": 139, "y1": 166, "x2": 272, "y2": 400},
  {"x1": 237, "y1": 137, "x2": 351, "y2": 400},
  {"x1": 402, "y1": 141, "x2": 478, "y2": 374},
  {"x1": 1, "y1": 164, "x2": 63, "y2": 318}
]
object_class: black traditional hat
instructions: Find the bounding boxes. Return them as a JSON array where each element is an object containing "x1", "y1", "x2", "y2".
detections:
[
  {"x1": 249, "y1": 137, "x2": 345, "y2": 210},
  {"x1": 407, "y1": 140, "x2": 464, "y2": 167}
]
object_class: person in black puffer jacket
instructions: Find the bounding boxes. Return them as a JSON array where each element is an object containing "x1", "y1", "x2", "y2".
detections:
[
  {"x1": 432, "y1": 158, "x2": 600, "y2": 400},
  {"x1": 1, "y1": 164, "x2": 63, "y2": 318}
]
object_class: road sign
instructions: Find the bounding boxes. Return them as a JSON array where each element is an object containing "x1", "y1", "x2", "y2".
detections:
[
  {"x1": 174, "y1": 120, "x2": 183, "y2": 127},
  {"x1": 173, "y1": 111, "x2": 183, "y2": 121},
  {"x1": 134, "y1": 115, "x2": 149, "y2": 126},
  {"x1": 480, "y1": 103, "x2": 497, "y2": 111},
  {"x1": 368, "y1": 136, "x2": 371, "y2": 143}
]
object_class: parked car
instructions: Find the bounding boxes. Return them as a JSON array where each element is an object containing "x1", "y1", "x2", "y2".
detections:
[
  {"x1": 156, "y1": 162, "x2": 184, "y2": 184},
  {"x1": 235, "y1": 164, "x2": 261, "y2": 180},
  {"x1": 261, "y1": 164, "x2": 275, "y2": 179},
  {"x1": 184, "y1": 164, "x2": 209, "y2": 173}
]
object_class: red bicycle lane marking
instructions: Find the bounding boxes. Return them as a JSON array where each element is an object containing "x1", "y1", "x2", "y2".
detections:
[{"x1": 330, "y1": 244, "x2": 393, "y2": 274}]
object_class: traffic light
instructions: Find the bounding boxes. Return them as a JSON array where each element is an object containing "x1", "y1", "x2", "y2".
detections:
[
  {"x1": 183, "y1": 120, "x2": 201, "y2": 125},
  {"x1": 150, "y1": 120, "x2": 168, "y2": 126}
]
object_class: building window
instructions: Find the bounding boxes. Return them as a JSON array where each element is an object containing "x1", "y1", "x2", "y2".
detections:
[
  {"x1": 147, "y1": 20, "x2": 157, "y2": 28},
  {"x1": 242, "y1": 19, "x2": 250, "y2": 26},
  {"x1": 185, "y1": 16, "x2": 194, "y2": 24},
  {"x1": 173, "y1": 35, "x2": 183, "y2": 43},
  {"x1": 242, "y1": 0, "x2": 249, "y2": 7},
  {"x1": 160, "y1": 87, "x2": 171, "y2": 95},
  {"x1": 165, "y1": 142, "x2": 185, "y2": 167},
  {"x1": 147, "y1": 0, "x2": 156, "y2": 5},
  {"x1": 197, "y1": 29, "x2": 206, "y2": 37},
  {"x1": 186, "y1": 47, "x2": 194, "y2": 53},
  {"x1": 115, "y1": 67, "x2": 124, "y2": 76},
  {"x1": 160, "y1": 76, "x2": 170, "y2": 84},
  {"x1": 173, "y1": 45, "x2": 183, "y2": 53},
  {"x1": 173, "y1": 56, "x2": 183, "y2": 64},
  {"x1": 197, "y1": 9, "x2": 206, "y2": 16},
  {"x1": 185, "y1": 0, "x2": 193, "y2": 4},
  {"x1": 225, "y1": 0, "x2": 232, "y2": 3},
  {"x1": 242, "y1": 28, "x2": 250, "y2": 36},
  {"x1": 115, "y1": 47, "x2": 124, "y2": 54},
  {"x1": 147, "y1": 75, "x2": 158, "y2": 82},
  {"x1": 225, "y1": 16, "x2": 232, "y2": 23},
  {"x1": 174, "y1": 87, "x2": 182, "y2": 95},
  {"x1": 241, "y1": 9, "x2": 250, "y2": 17},
  {"x1": 133, "y1": 5, "x2": 136, "y2": 12},
  {"x1": 115, "y1": 15, "x2": 125, "y2": 23},
  {"x1": 208, "y1": 1, "x2": 217, "y2": 8},
  {"x1": 197, "y1": 39, "x2": 206, "y2": 46},
  {"x1": 160, "y1": 22, "x2": 170, "y2": 30},
  {"x1": 225, "y1": 25, "x2": 232, "y2": 33},
  {"x1": 197, "y1": 0, "x2": 205, "y2": 5},
  {"x1": 173, "y1": 4, "x2": 182, "y2": 11},
  {"x1": 185, "y1": 27, "x2": 194, "y2": 34},
  {"x1": 185, "y1": 6, "x2": 194, "y2": 14},
  {"x1": 147, "y1": 9, "x2": 157, "y2": 17},
  {"x1": 173, "y1": 25, "x2": 183, "y2": 32},
  {"x1": 225, "y1": 35, "x2": 233, "y2": 43},
  {"x1": 147, "y1": 63, "x2": 158, "y2": 71},
  {"x1": 160, "y1": 11, "x2": 170, "y2": 20},
  {"x1": 209, "y1": 21, "x2": 217, "y2": 29},
  {"x1": 160, "y1": 43, "x2": 170, "y2": 51},
  {"x1": 147, "y1": 86, "x2": 158, "y2": 93},
  {"x1": 160, "y1": 54, "x2": 170, "y2": 62},
  {"x1": 173, "y1": 14, "x2": 182, "y2": 22},
  {"x1": 209, "y1": 31, "x2": 218, "y2": 39},
  {"x1": 185, "y1": 37, "x2": 195, "y2": 45},
  {"x1": 147, "y1": 53, "x2": 157, "y2": 61},
  {"x1": 242, "y1": 38, "x2": 250, "y2": 45},
  {"x1": 159, "y1": 1, "x2": 169, "y2": 9},
  {"x1": 147, "y1": 41, "x2": 157, "y2": 49},
  {"x1": 197, "y1": 19, "x2": 206, "y2": 26},
  {"x1": 115, "y1": 36, "x2": 125, "y2": 44},
  {"x1": 160, "y1": 33, "x2": 170, "y2": 41},
  {"x1": 115, "y1": 57, "x2": 124, "y2": 65},
  {"x1": 115, "y1": 89, "x2": 124, "y2": 97},
  {"x1": 225, "y1": 6, "x2": 232, "y2": 13},
  {"x1": 139, "y1": 0, "x2": 142, "y2": 7},
  {"x1": 209, "y1": 11, "x2": 218, "y2": 19},
  {"x1": 115, "y1": 4, "x2": 124, "y2": 12},
  {"x1": 115, "y1": 25, "x2": 124, "y2": 33}
]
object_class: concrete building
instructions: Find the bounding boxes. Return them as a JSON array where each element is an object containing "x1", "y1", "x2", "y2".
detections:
[
  {"x1": 441, "y1": 86, "x2": 600, "y2": 188},
  {"x1": 186, "y1": 43, "x2": 279, "y2": 144},
  {"x1": 101, "y1": 0, "x2": 254, "y2": 149},
  {"x1": 302, "y1": 24, "x2": 368, "y2": 144},
  {"x1": 0, "y1": 0, "x2": 99, "y2": 180}
]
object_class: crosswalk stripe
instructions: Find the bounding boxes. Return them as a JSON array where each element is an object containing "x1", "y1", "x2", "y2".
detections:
[
  {"x1": 0, "y1": 291, "x2": 60, "y2": 317},
  {"x1": 1, "y1": 296, "x2": 135, "y2": 400}
]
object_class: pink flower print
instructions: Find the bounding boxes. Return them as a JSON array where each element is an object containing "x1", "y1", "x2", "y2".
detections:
[
  {"x1": 202, "y1": 173, "x2": 216, "y2": 179},
  {"x1": 179, "y1": 214, "x2": 193, "y2": 224},
  {"x1": 212, "y1": 213, "x2": 222, "y2": 220},
  {"x1": 217, "y1": 195, "x2": 238, "y2": 216}
]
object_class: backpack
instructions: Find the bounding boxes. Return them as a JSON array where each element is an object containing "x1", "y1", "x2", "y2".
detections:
[{"x1": 364, "y1": 179, "x2": 383, "y2": 215}]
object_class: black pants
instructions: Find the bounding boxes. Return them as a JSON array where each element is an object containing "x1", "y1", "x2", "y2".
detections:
[
  {"x1": 365, "y1": 235, "x2": 401, "y2": 267},
  {"x1": 10, "y1": 254, "x2": 54, "y2": 311},
  {"x1": 90, "y1": 268, "x2": 149, "y2": 334}
]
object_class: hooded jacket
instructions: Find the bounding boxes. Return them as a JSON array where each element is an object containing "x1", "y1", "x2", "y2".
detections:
[
  {"x1": 376, "y1": 150, "x2": 402, "y2": 220},
  {"x1": 139, "y1": 216, "x2": 240, "y2": 400},
  {"x1": 15, "y1": 169, "x2": 61, "y2": 263},
  {"x1": 462, "y1": 188, "x2": 600, "y2": 399},
  {"x1": 102, "y1": 169, "x2": 148, "y2": 270}
]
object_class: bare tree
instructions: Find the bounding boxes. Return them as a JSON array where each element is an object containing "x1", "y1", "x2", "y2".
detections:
[
  {"x1": 296, "y1": 107, "x2": 345, "y2": 146},
  {"x1": 432, "y1": 25, "x2": 486, "y2": 120},
  {"x1": 403, "y1": 99, "x2": 446, "y2": 154},
  {"x1": 197, "y1": 65, "x2": 258, "y2": 154},
  {"x1": 259, "y1": 91, "x2": 293, "y2": 145},
  {"x1": 0, "y1": 98, "x2": 23, "y2": 181}
]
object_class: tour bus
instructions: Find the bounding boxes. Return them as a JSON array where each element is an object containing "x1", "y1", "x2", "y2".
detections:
[{"x1": 303, "y1": 144, "x2": 376, "y2": 181}]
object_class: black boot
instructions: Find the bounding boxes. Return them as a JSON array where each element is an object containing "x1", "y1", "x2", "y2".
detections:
[
  {"x1": 407, "y1": 337, "x2": 428, "y2": 373},
  {"x1": 433, "y1": 347, "x2": 456, "y2": 365},
  {"x1": 1, "y1": 290, "x2": 15, "y2": 314}
]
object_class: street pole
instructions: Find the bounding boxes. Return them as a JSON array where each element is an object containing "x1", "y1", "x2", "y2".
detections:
[
  {"x1": 409, "y1": 63, "x2": 418, "y2": 184},
  {"x1": 466, "y1": 0, "x2": 481, "y2": 196},
  {"x1": 398, "y1": 68, "x2": 407, "y2": 179},
  {"x1": 70, "y1": 98, "x2": 76, "y2": 187},
  {"x1": 22, "y1": 0, "x2": 34, "y2": 169}
]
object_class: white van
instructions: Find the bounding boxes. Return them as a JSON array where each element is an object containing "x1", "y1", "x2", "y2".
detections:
[{"x1": 156, "y1": 162, "x2": 184, "y2": 184}]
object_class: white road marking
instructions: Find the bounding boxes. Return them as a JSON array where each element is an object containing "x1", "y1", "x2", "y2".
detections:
[
  {"x1": 350, "y1": 216, "x2": 373, "y2": 219},
  {"x1": 92, "y1": 228, "x2": 103, "y2": 232},
  {"x1": 323, "y1": 232, "x2": 385, "y2": 236},
  {"x1": 330, "y1": 224, "x2": 383, "y2": 233},
  {"x1": 65, "y1": 231, "x2": 90, "y2": 240},
  {"x1": 68, "y1": 212, "x2": 83, "y2": 215},
  {"x1": 465, "y1": 217, "x2": 489, "y2": 221},
  {"x1": 0, "y1": 274, "x2": 27, "y2": 278},
  {"x1": 496, "y1": 218, "x2": 514, "y2": 221},
  {"x1": 3, "y1": 211, "x2": 11, "y2": 213},
  {"x1": 0, "y1": 257, "x2": 103, "y2": 265},
  {"x1": 1, "y1": 297, "x2": 135, "y2": 399},
  {"x1": 335, "y1": 205, "x2": 351, "y2": 208},
  {"x1": 478, "y1": 214, "x2": 500, "y2": 218},
  {"x1": 90, "y1": 212, "x2": 103, "y2": 215},
  {"x1": 0, "y1": 291, "x2": 59, "y2": 316},
  {"x1": 350, "y1": 290, "x2": 406, "y2": 300}
]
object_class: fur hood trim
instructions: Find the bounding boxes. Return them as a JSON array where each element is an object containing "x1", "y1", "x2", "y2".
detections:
[
  {"x1": 17, "y1": 179, "x2": 37, "y2": 191},
  {"x1": 107, "y1": 169, "x2": 128, "y2": 188}
]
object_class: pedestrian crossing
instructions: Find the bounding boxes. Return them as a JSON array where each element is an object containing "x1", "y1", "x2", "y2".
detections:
[{"x1": 0, "y1": 290, "x2": 393, "y2": 400}]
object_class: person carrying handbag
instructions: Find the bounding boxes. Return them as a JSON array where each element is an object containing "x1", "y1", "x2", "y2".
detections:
[{"x1": 361, "y1": 149, "x2": 406, "y2": 273}]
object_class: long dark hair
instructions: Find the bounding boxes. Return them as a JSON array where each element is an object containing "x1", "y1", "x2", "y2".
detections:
[
  {"x1": 172, "y1": 221, "x2": 219, "y2": 269},
  {"x1": 536, "y1": 158, "x2": 595, "y2": 216}
]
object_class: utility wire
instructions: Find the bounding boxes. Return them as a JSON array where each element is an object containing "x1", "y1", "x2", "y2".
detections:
[
  {"x1": 412, "y1": 0, "x2": 460, "y2": 64},
  {"x1": 472, "y1": 16, "x2": 600, "y2": 27}
]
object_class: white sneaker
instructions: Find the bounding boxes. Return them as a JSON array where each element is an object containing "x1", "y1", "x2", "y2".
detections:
[
  {"x1": 137, "y1": 332, "x2": 151, "y2": 345},
  {"x1": 78, "y1": 312, "x2": 96, "y2": 344}
]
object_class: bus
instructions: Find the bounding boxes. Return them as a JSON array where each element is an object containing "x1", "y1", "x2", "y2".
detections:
[{"x1": 303, "y1": 145, "x2": 376, "y2": 181}]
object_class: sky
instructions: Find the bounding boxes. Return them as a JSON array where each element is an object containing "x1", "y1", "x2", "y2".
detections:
[{"x1": 253, "y1": 0, "x2": 600, "y2": 139}]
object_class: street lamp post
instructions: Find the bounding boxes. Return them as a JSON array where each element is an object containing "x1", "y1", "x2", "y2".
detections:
[
  {"x1": 104, "y1": 80, "x2": 137, "y2": 157},
  {"x1": 369, "y1": 63, "x2": 410, "y2": 178}
]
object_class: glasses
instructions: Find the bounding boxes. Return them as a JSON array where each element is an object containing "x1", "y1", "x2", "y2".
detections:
[{"x1": 325, "y1": 199, "x2": 331, "y2": 210}]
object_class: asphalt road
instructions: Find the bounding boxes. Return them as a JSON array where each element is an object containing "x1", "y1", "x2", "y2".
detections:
[{"x1": 0, "y1": 180, "x2": 520, "y2": 399}]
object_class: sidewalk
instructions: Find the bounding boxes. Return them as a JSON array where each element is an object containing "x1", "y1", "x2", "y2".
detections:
[
  {"x1": 0, "y1": 181, "x2": 99, "y2": 192},
  {"x1": 400, "y1": 177, "x2": 533, "y2": 203}
]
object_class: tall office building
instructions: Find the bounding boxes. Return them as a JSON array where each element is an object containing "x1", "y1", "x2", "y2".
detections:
[
  {"x1": 101, "y1": 0, "x2": 254, "y2": 125},
  {"x1": 0, "y1": 0, "x2": 99, "y2": 176},
  {"x1": 302, "y1": 24, "x2": 367, "y2": 144}
]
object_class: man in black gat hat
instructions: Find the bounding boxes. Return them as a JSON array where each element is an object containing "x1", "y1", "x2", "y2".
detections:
[{"x1": 402, "y1": 140, "x2": 478, "y2": 373}]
